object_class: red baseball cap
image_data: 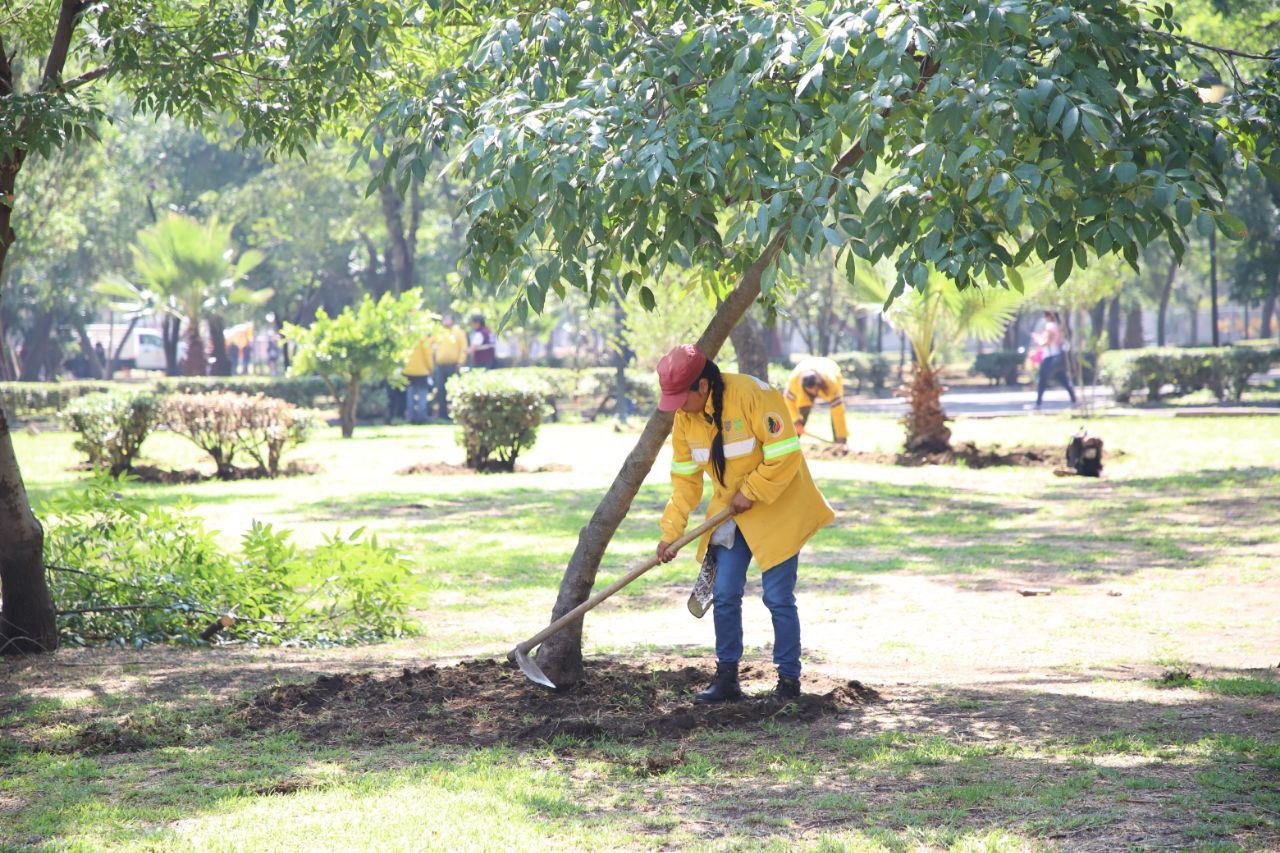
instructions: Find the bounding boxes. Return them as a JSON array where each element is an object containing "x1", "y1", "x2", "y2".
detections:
[{"x1": 656, "y1": 345, "x2": 707, "y2": 412}]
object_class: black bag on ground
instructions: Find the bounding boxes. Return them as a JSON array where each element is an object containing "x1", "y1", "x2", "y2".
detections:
[{"x1": 1066, "y1": 431, "x2": 1104, "y2": 477}]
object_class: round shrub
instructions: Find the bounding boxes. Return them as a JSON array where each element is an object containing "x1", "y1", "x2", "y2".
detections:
[
  {"x1": 448, "y1": 371, "x2": 549, "y2": 472},
  {"x1": 161, "y1": 392, "x2": 315, "y2": 479},
  {"x1": 62, "y1": 391, "x2": 161, "y2": 476}
]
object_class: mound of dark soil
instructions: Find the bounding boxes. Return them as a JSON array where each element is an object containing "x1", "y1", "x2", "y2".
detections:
[
  {"x1": 128, "y1": 461, "x2": 319, "y2": 483},
  {"x1": 812, "y1": 441, "x2": 1060, "y2": 469},
  {"x1": 238, "y1": 658, "x2": 878, "y2": 746}
]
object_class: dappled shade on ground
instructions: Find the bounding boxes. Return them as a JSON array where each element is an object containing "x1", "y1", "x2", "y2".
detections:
[{"x1": 237, "y1": 658, "x2": 880, "y2": 746}]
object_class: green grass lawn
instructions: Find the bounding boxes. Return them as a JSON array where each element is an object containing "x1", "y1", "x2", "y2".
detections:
[{"x1": 4, "y1": 412, "x2": 1279, "y2": 850}]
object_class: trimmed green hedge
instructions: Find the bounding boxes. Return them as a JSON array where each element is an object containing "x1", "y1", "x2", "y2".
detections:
[
  {"x1": 448, "y1": 371, "x2": 550, "y2": 470},
  {"x1": 2, "y1": 376, "x2": 330, "y2": 416},
  {"x1": 1100, "y1": 346, "x2": 1279, "y2": 403},
  {"x1": 831, "y1": 352, "x2": 893, "y2": 394},
  {"x1": 971, "y1": 351, "x2": 1023, "y2": 385},
  {"x1": 1, "y1": 381, "x2": 113, "y2": 414}
]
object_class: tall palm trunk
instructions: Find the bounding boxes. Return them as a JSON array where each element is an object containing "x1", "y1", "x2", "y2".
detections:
[
  {"x1": 902, "y1": 364, "x2": 950, "y2": 454},
  {"x1": 183, "y1": 320, "x2": 206, "y2": 376}
]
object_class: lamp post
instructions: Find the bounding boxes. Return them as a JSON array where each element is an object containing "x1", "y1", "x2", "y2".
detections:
[{"x1": 1197, "y1": 74, "x2": 1227, "y2": 346}]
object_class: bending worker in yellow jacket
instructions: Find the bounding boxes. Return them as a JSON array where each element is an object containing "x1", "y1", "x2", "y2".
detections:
[
  {"x1": 785, "y1": 356, "x2": 849, "y2": 452},
  {"x1": 655, "y1": 345, "x2": 835, "y2": 703}
]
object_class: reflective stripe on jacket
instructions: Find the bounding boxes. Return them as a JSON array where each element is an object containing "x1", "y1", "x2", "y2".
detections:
[{"x1": 660, "y1": 373, "x2": 835, "y2": 571}]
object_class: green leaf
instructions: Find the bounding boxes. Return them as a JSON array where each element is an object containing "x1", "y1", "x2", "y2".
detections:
[
  {"x1": 1061, "y1": 106, "x2": 1079, "y2": 140},
  {"x1": 1215, "y1": 212, "x2": 1247, "y2": 240},
  {"x1": 1054, "y1": 251, "x2": 1073, "y2": 285},
  {"x1": 638, "y1": 286, "x2": 656, "y2": 312},
  {"x1": 1196, "y1": 210, "x2": 1215, "y2": 238}
]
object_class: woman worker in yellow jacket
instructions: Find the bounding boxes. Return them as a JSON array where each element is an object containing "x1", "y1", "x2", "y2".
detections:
[
  {"x1": 785, "y1": 356, "x2": 849, "y2": 454},
  {"x1": 654, "y1": 345, "x2": 835, "y2": 702}
]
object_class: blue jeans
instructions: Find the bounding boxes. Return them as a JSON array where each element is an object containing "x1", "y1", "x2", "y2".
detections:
[
  {"x1": 406, "y1": 376, "x2": 432, "y2": 424},
  {"x1": 712, "y1": 529, "x2": 801, "y2": 679},
  {"x1": 1036, "y1": 353, "x2": 1076, "y2": 405}
]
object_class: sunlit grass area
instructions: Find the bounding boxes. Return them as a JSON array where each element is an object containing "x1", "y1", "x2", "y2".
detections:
[{"x1": 5, "y1": 412, "x2": 1279, "y2": 849}]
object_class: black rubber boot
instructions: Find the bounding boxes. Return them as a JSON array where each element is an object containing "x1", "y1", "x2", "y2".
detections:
[
  {"x1": 695, "y1": 662, "x2": 743, "y2": 703},
  {"x1": 775, "y1": 676, "x2": 801, "y2": 700}
]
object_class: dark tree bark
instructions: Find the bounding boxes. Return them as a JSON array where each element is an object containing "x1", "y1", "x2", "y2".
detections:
[
  {"x1": 902, "y1": 364, "x2": 950, "y2": 454},
  {"x1": 1107, "y1": 296, "x2": 1123, "y2": 350},
  {"x1": 74, "y1": 321, "x2": 103, "y2": 379},
  {"x1": 0, "y1": 402, "x2": 56, "y2": 653},
  {"x1": 729, "y1": 308, "x2": 770, "y2": 380},
  {"x1": 1156, "y1": 261, "x2": 1178, "y2": 346},
  {"x1": 1089, "y1": 300, "x2": 1107, "y2": 342},
  {"x1": 18, "y1": 311, "x2": 55, "y2": 381},
  {"x1": 1262, "y1": 267, "x2": 1278, "y2": 340},
  {"x1": 375, "y1": 163, "x2": 418, "y2": 296},
  {"x1": 208, "y1": 315, "x2": 230, "y2": 376},
  {"x1": 1124, "y1": 303, "x2": 1144, "y2": 349},
  {"x1": 162, "y1": 315, "x2": 182, "y2": 376},
  {"x1": 182, "y1": 320, "x2": 206, "y2": 376}
]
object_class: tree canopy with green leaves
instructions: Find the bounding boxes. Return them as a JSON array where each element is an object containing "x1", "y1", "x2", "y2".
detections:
[{"x1": 360, "y1": 0, "x2": 1280, "y2": 685}]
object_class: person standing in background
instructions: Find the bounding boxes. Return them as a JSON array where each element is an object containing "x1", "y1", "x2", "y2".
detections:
[
  {"x1": 431, "y1": 315, "x2": 469, "y2": 420},
  {"x1": 468, "y1": 314, "x2": 497, "y2": 369},
  {"x1": 403, "y1": 335, "x2": 434, "y2": 424}
]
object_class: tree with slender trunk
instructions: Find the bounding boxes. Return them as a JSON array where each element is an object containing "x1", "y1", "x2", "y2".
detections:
[
  {"x1": 0, "y1": 0, "x2": 391, "y2": 653},
  {"x1": 367, "y1": 1, "x2": 1279, "y2": 684}
]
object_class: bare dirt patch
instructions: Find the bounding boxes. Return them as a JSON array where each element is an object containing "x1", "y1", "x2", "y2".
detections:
[
  {"x1": 126, "y1": 461, "x2": 320, "y2": 484},
  {"x1": 237, "y1": 658, "x2": 879, "y2": 747},
  {"x1": 811, "y1": 441, "x2": 1062, "y2": 468},
  {"x1": 396, "y1": 462, "x2": 571, "y2": 475}
]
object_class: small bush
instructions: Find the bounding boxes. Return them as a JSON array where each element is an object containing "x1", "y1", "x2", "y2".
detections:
[
  {"x1": 154, "y1": 375, "x2": 328, "y2": 408},
  {"x1": 1100, "y1": 346, "x2": 1279, "y2": 403},
  {"x1": 449, "y1": 371, "x2": 549, "y2": 471},
  {"x1": 970, "y1": 351, "x2": 1023, "y2": 385},
  {"x1": 0, "y1": 381, "x2": 112, "y2": 415},
  {"x1": 61, "y1": 392, "x2": 161, "y2": 476},
  {"x1": 44, "y1": 477, "x2": 415, "y2": 647},
  {"x1": 161, "y1": 392, "x2": 314, "y2": 478}
]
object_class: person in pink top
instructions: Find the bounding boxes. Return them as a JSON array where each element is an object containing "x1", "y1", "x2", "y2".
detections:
[{"x1": 1033, "y1": 310, "x2": 1077, "y2": 408}]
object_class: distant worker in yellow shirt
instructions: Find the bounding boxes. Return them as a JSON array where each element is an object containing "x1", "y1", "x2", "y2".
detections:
[
  {"x1": 431, "y1": 315, "x2": 469, "y2": 420},
  {"x1": 784, "y1": 357, "x2": 848, "y2": 454},
  {"x1": 404, "y1": 336, "x2": 434, "y2": 424}
]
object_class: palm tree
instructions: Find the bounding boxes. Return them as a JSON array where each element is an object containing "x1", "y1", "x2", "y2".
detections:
[
  {"x1": 127, "y1": 213, "x2": 266, "y2": 376},
  {"x1": 853, "y1": 265, "x2": 1023, "y2": 453}
]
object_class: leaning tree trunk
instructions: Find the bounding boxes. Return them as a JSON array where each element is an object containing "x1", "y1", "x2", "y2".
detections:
[
  {"x1": 532, "y1": 57, "x2": 939, "y2": 687},
  {"x1": 533, "y1": 229, "x2": 790, "y2": 686},
  {"x1": 901, "y1": 364, "x2": 950, "y2": 455},
  {"x1": 728, "y1": 307, "x2": 769, "y2": 381},
  {"x1": 1124, "y1": 303, "x2": 1144, "y2": 349},
  {"x1": 0, "y1": 401, "x2": 56, "y2": 654}
]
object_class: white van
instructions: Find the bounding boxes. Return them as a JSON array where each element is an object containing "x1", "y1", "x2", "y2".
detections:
[{"x1": 85, "y1": 323, "x2": 169, "y2": 371}]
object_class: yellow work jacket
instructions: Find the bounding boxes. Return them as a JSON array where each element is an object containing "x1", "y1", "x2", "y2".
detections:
[
  {"x1": 431, "y1": 327, "x2": 469, "y2": 366},
  {"x1": 660, "y1": 373, "x2": 835, "y2": 571},
  {"x1": 785, "y1": 357, "x2": 848, "y2": 440},
  {"x1": 405, "y1": 338, "x2": 434, "y2": 377}
]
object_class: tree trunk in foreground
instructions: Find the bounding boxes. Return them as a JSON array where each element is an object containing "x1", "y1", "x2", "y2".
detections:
[
  {"x1": 533, "y1": 230, "x2": 789, "y2": 687},
  {"x1": 0, "y1": 402, "x2": 56, "y2": 654},
  {"x1": 729, "y1": 308, "x2": 770, "y2": 381},
  {"x1": 901, "y1": 364, "x2": 950, "y2": 455}
]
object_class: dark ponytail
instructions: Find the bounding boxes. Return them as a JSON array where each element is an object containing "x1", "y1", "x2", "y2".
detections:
[{"x1": 693, "y1": 361, "x2": 727, "y2": 486}]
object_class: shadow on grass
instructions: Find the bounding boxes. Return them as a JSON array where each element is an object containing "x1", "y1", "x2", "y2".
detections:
[{"x1": 1, "y1": 656, "x2": 1276, "y2": 849}]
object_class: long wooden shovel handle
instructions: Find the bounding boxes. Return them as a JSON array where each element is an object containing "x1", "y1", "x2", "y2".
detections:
[{"x1": 514, "y1": 508, "x2": 734, "y2": 655}]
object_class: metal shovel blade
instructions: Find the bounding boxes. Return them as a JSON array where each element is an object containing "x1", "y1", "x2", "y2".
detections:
[{"x1": 511, "y1": 646, "x2": 556, "y2": 689}]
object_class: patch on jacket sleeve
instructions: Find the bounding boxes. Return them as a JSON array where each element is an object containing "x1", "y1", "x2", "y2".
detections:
[{"x1": 764, "y1": 412, "x2": 786, "y2": 438}]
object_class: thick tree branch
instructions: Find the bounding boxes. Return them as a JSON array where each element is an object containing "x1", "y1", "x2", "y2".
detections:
[{"x1": 42, "y1": 0, "x2": 85, "y2": 89}]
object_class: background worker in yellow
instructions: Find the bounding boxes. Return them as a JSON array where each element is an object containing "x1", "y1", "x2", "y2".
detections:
[
  {"x1": 785, "y1": 356, "x2": 849, "y2": 454},
  {"x1": 654, "y1": 344, "x2": 835, "y2": 704},
  {"x1": 403, "y1": 336, "x2": 434, "y2": 424},
  {"x1": 430, "y1": 315, "x2": 469, "y2": 420}
]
